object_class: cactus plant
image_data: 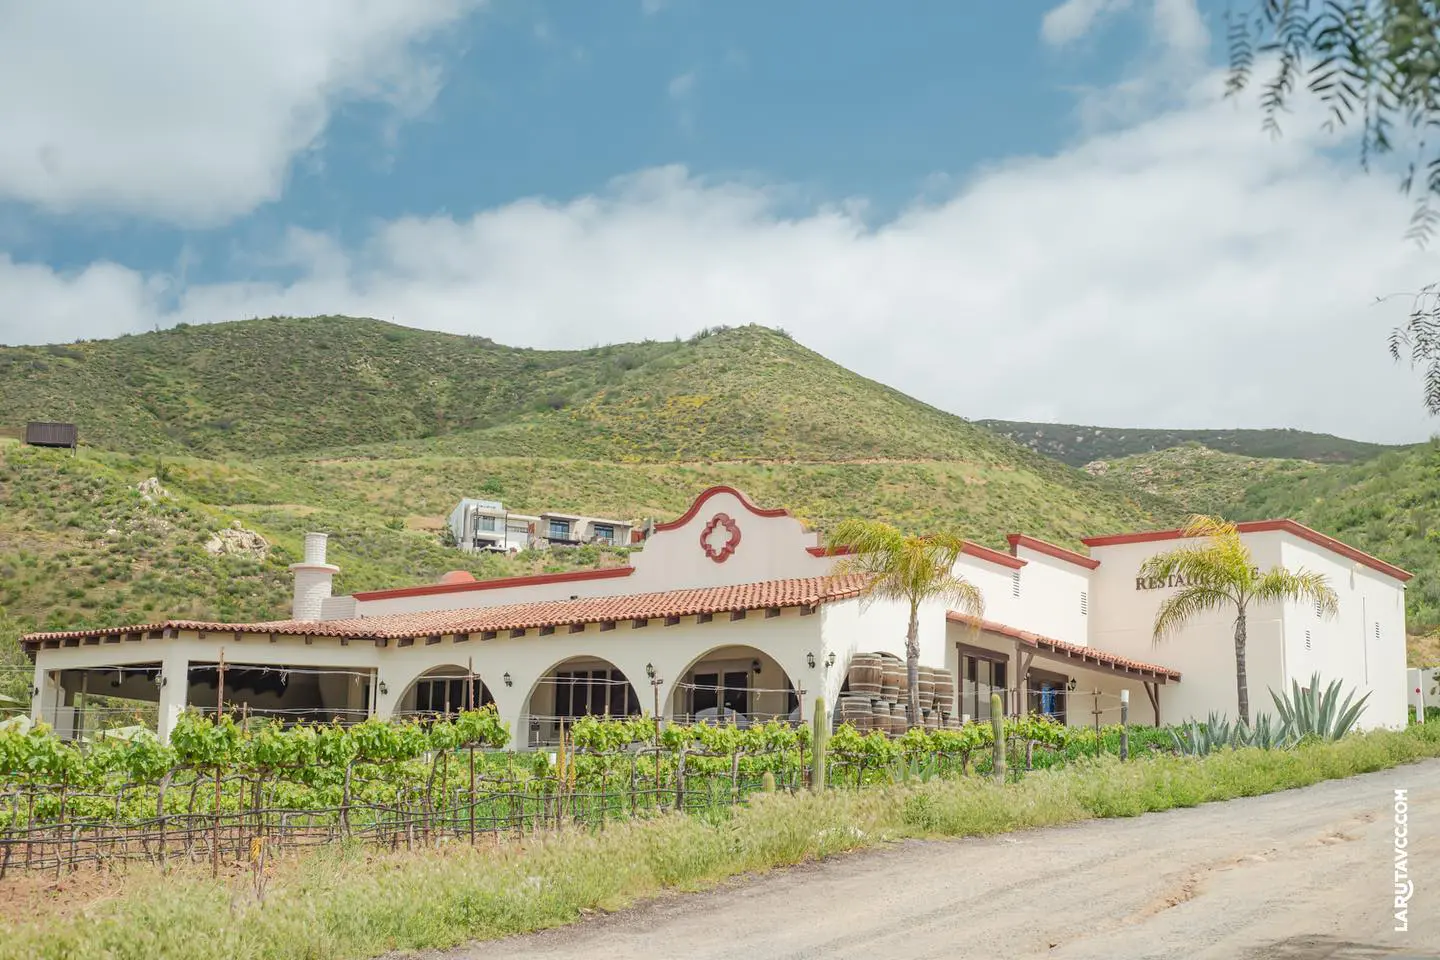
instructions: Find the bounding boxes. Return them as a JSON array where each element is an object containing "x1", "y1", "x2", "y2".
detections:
[
  {"x1": 761, "y1": 769, "x2": 776, "y2": 792},
  {"x1": 810, "y1": 697, "x2": 827, "y2": 792},
  {"x1": 990, "y1": 693, "x2": 1005, "y2": 783}
]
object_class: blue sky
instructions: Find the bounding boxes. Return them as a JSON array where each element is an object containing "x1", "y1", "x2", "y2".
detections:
[
  {"x1": 1, "y1": 0, "x2": 1437, "y2": 442},
  {"x1": 8, "y1": 1, "x2": 1149, "y2": 279}
]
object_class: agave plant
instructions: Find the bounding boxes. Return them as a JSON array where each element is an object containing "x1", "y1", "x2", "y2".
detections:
[
  {"x1": 1169, "y1": 714, "x2": 1230, "y2": 756},
  {"x1": 1234, "y1": 712, "x2": 1290, "y2": 750},
  {"x1": 1270, "y1": 673, "x2": 1370, "y2": 742}
]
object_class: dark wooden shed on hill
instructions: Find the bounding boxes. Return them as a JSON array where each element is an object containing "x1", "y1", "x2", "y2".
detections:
[{"x1": 24, "y1": 421, "x2": 78, "y2": 452}]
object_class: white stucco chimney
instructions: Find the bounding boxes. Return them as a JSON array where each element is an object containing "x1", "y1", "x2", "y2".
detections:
[{"x1": 290, "y1": 532, "x2": 340, "y2": 621}]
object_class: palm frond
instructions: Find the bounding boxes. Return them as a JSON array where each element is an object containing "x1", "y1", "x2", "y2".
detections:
[
  {"x1": 1152, "y1": 586, "x2": 1233, "y2": 643},
  {"x1": 1138, "y1": 514, "x2": 1253, "y2": 593},
  {"x1": 828, "y1": 519, "x2": 983, "y2": 614},
  {"x1": 1254, "y1": 567, "x2": 1339, "y2": 617}
]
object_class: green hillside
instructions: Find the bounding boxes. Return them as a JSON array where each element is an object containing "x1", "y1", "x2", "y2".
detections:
[
  {"x1": 0, "y1": 316, "x2": 686, "y2": 457},
  {"x1": 0, "y1": 319, "x2": 1183, "y2": 700},
  {"x1": 979, "y1": 419, "x2": 1400, "y2": 467},
  {"x1": 1083, "y1": 444, "x2": 1313, "y2": 517}
]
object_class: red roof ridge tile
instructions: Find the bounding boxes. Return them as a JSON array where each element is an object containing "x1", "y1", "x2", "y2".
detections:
[
  {"x1": 353, "y1": 565, "x2": 634, "y2": 601},
  {"x1": 1005, "y1": 533, "x2": 1100, "y2": 570},
  {"x1": 1079, "y1": 519, "x2": 1411, "y2": 583}
]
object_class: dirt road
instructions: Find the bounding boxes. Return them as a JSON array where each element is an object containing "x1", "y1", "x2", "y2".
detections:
[{"x1": 442, "y1": 761, "x2": 1439, "y2": 960}]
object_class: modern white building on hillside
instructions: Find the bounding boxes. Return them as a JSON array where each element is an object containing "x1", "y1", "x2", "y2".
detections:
[
  {"x1": 24, "y1": 486, "x2": 1412, "y2": 748},
  {"x1": 446, "y1": 499, "x2": 538, "y2": 553},
  {"x1": 446, "y1": 498, "x2": 634, "y2": 552}
]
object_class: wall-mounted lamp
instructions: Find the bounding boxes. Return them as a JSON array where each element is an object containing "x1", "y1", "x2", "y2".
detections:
[
  {"x1": 645, "y1": 662, "x2": 655, "y2": 679},
  {"x1": 503, "y1": 672, "x2": 513, "y2": 687},
  {"x1": 158, "y1": 674, "x2": 168, "y2": 688},
  {"x1": 825, "y1": 652, "x2": 836, "y2": 669},
  {"x1": 30, "y1": 685, "x2": 39, "y2": 698},
  {"x1": 378, "y1": 681, "x2": 388, "y2": 696},
  {"x1": 806, "y1": 652, "x2": 816, "y2": 669},
  {"x1": 751, "y1": 658, "x2": 761, "y2": 674},
  {"x1": 1065, "y1": 678, "x2": 1078, "y2": 693}
]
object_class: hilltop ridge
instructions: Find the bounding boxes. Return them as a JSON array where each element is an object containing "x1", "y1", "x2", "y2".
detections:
[{"x1": 979, "y1": 419, "x2": 1401, "y2": 467}]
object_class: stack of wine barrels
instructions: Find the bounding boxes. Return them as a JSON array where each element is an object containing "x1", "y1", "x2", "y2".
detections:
[{"x1": 844, "y1": 654, "x2": 958, "y2": 736}]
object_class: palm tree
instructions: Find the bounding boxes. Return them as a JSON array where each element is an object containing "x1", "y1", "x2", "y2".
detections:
[
  {"x1": 828, "y1": 519, "x2": 984, "y2": 728},
  {"x1": 1139, "y1": 515, "x2": 1338, "y2": 725}
]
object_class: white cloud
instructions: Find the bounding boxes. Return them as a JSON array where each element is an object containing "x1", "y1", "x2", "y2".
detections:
[
  {"x1": 3, "y1": 70, "x2": 1438, "y2": 443},
  {"x1": 1041, "y1": 0, "x2": 1134, "y2": 47},
  {"x1": 0, "y1": 0, "x2": 479, "y2": 226},
  {"x1": 668, "y1": 71, "x2": 697, "y2": 101}
]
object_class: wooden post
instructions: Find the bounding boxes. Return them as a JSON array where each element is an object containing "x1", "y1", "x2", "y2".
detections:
[
  {"x1": 1092, "y1": 689, "x2": 1102, "y2": 757},
  {"x1": 651, "y1": 676, "x2": 664, "y2": 797},
  {"x1": 467, "y1": 658, "x2": 476, "y2": 845},
  {"x1": 1144, "y1": 681, "x2": 1161, "y2": 726},
  {"x1": 76, "y1": 672, "x2": 88, "y2": 745},
  {"x1": 213, "y1": 650, "x2": 225, "y2": 879},
  {"x1": 216, "y1": 649, "x2": 226, "y2": 720},
  {"x1": 1119, "y1": 688, "x2": 1130, "y2": 761}
]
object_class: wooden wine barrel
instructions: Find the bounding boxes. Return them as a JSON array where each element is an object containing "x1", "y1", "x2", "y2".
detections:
[
  {"x1": 847, "y1": 653, "x2": 884, "y2": 697},
  {"x1": 943, "y1": 712, "x2": 961, "y2": 729},
  {"x1": 839, "y1": 694, "x2": 873, "y2": 733},
  {"x1": 870, "y1": 699, "x2": 890, "y2": 735},
  {"x1": 924, "y1": 707, "x2": 941, "y2": 731},
  {"x1": 883, "y1": 702, "x2": 901, "y2": 733},
  {"x1": 880, "y1": 658, "x2": 902, "y2": 701},
  {"x1": 915, "y1": 666, "x2": 936, "y2": 710},
  {"x1": 933, "y1": 669, "x2": 956, "y2": 713}
]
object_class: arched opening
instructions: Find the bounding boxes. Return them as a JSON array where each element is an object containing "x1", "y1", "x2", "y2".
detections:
[
  {"x1": 668, "y1": 645, "x2": 799, "y2": 726},
  {"x1": 524, "y1": 656, "x2": 640, "y2": 747},
  {"x1": 395, "y1": 665, "x2": 494, "y2": 720}
]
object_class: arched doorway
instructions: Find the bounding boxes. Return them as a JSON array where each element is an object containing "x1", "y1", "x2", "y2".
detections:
[
  {"x1": 524, "y1": 656, "x2": 641, "y2": 747},
  {"x1": 668, "y1": 645, "x2": 800, "y2": 726},
  {"x1": 395, "y1": 665, "x2": 495, "y2": 720}
]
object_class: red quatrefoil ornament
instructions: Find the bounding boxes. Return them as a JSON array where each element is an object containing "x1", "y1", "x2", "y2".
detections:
[{"x1": 700, "y1": 512, "x2": 741, "y2": 563}]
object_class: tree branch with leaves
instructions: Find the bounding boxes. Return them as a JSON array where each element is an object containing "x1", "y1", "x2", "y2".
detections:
[{"x1": 1228, "y1": 0, "x2": 1440, "y2": 412}]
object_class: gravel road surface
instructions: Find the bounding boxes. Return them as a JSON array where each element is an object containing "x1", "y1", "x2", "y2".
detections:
[{"x1": 437, "y1": 761, "x2": 1440, "y2": 960}]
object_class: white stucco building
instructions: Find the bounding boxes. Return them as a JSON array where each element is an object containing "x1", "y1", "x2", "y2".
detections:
[{"x1": 23, "y1": 487, "x2": 1413, "y2": 748}]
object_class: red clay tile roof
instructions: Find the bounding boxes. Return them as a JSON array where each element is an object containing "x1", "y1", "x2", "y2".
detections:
[
  {"x1": 947, "y1": 612, "x2": 1181, "y2": 681},
  {"x1": 22, "y1": 575, "x2": 870, "y2": 648}
]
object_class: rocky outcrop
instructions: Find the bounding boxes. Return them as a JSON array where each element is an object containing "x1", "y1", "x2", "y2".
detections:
[
  {"x1": 137, "y1": 477, "x2": 170, "y2": 503},
  {"x1": 205, "y1": 520, "x2": 270, "y2": 560}
]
